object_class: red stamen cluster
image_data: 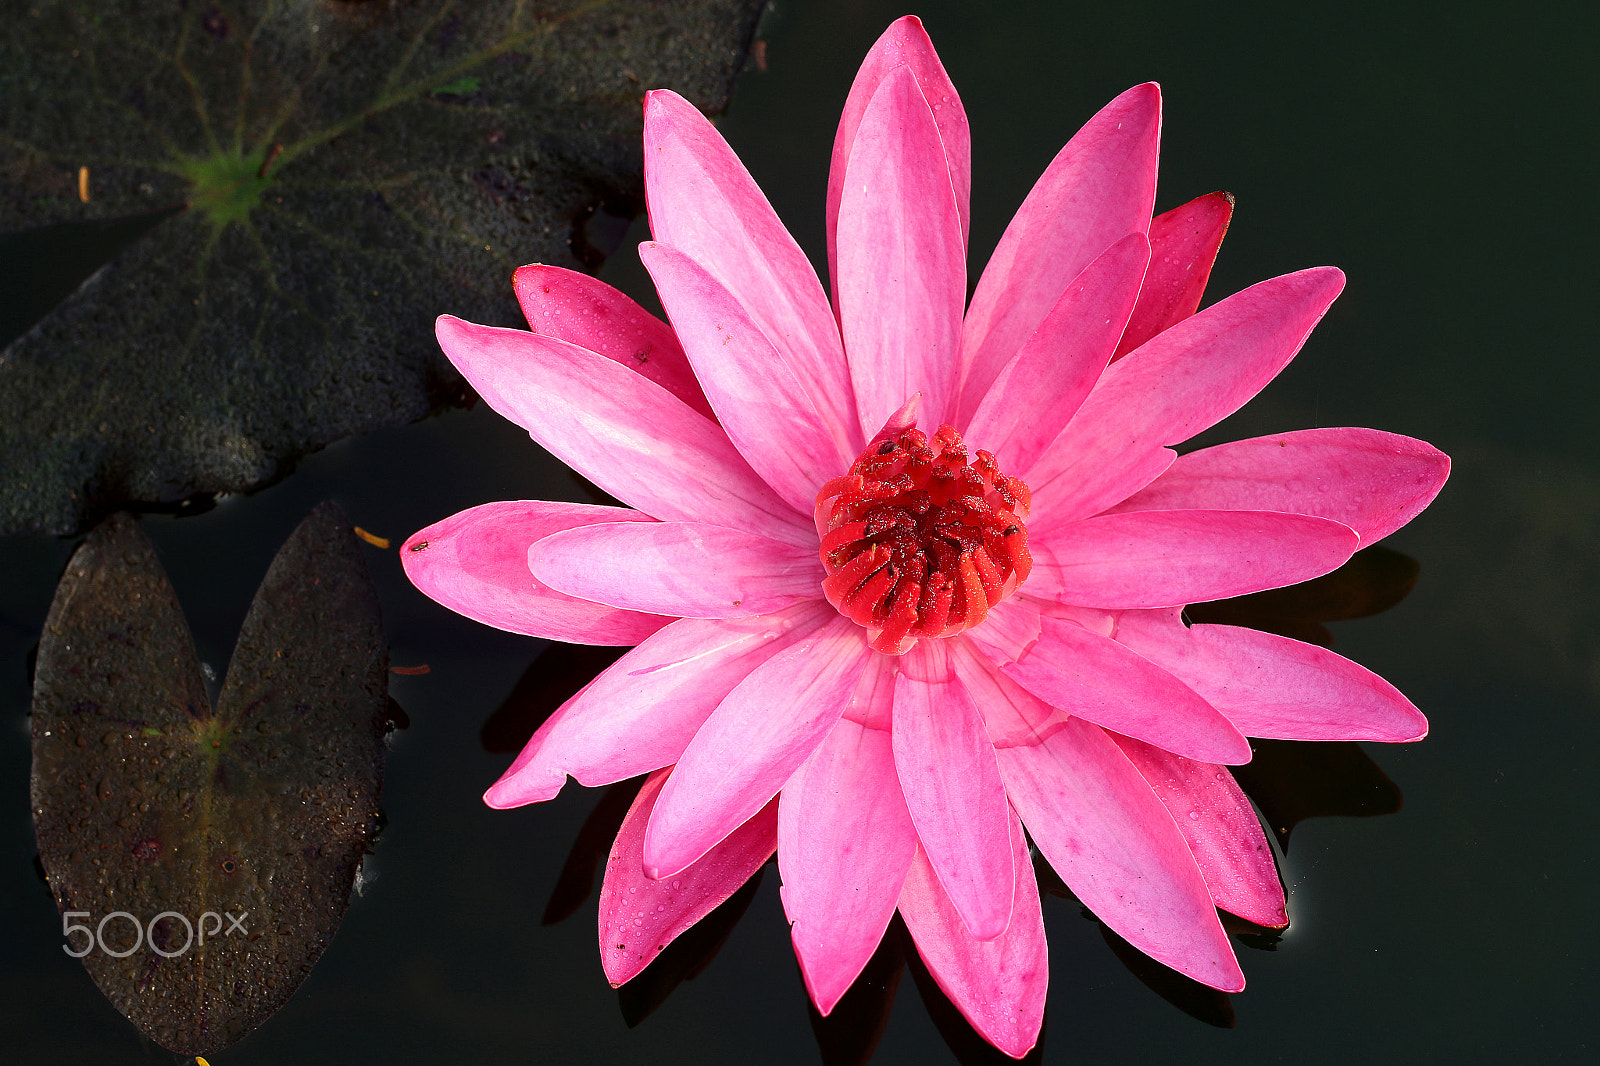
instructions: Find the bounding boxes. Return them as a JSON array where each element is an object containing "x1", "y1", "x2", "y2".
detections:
[{"x1": 815, "y1": 424, "x2": 1033, "y2": 654}]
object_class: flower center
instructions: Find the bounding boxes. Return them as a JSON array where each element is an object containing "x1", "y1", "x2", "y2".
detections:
[{"x1": 814, "y1": 424, "x2": 1032, "y2": 654}]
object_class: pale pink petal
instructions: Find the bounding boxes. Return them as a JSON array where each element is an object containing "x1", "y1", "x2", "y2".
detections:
[
  {"x1": 600, "y1": 769, "x2": 777, "y2": 986},
  {"x1": 964, "y1": 232, "x2": 1149, "y2": 471},
  {"x1": 779, "y1": 656, "x2": 917, "y2": 1015},
  {"x1": 528, "y1": 521, "x2": 823, "y2": 619},
  {"x1": 484, "y1": 602, "x2": 834, "y2": 808},
  {"x1": 436, "y1": 315, "x2": 811, "y2": 546},
  {"x1": 1109, "y1": 734, "x2": 1286, "y2": 928},
  {"x1": 959, "y1": 83, "x2": 1161, "y2": 416},
  {"x1": 829, "y1": 15, "x2": 971, "y2": 296},
  {"x1": 1103, "y1": 428, "x2": 1451, "y2": 545},
  {"x1": 898, "y1": 806, "x2": 1047, "y2": 1059},
  {"x1": 996, "y1": 715, "x2": 1245, "y2": 992},
  {"x1": 644, "y1": 90, "x2": 858, "y2": 453},
  {"x1": 1029, "y1": 509, "x2": 1360, "y2": 608},
  {"x1": 644, "y1": 616, "x2": 870, "y2": 878},
  {"x1": 892, "y1": 641, "x2": 1016, "y2": 941},
  {"x1": 1026, "y1": 267, "x2": 1347, "y2": 528},
  {"x1": 1113, "y1": 191, "x2": 1234, "y2": 359},
  {"x1": 640, "y1": 241, "x2": 855, "y2": 508},
  {"x1": 971, "y1": 611, "x2": 1251, "y2": 765},
  {"x1": 511, "y1": 263, "x2": 713, "y2": 419},
  {"x1": 837, "y1": 65, "x2": 967, "y2": 434},
  {"x1": 1114, "y1": 608, "x2": 1429, "y2": 742},
  {"x1": 401, "y1": 501, "x2": 669, "y2": 644}
]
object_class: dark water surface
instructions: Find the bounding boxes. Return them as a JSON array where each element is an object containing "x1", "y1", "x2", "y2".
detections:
[{"x1": 4, "y1": 0, "x2": 1596, "y2": 1061}]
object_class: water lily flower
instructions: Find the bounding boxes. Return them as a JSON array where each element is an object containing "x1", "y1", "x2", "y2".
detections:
[{"x1": 403, "y1": 15, "x2": 1448, "y2": 1058}]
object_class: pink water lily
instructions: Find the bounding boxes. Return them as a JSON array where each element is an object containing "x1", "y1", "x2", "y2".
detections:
[{"x1": 403, "y1": 15, "x2": 1448, "y2": 1058}]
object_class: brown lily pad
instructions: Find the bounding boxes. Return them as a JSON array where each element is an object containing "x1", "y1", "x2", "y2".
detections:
[{"x1": 30, "y1": 501, "x2": 388, "y2": 1054}]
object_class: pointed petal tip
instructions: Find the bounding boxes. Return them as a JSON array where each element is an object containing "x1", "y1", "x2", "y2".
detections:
[
  {"x1": 793, "y1": 940, "x2": 852, "y2": 1018},
  {"x1": 482, "y1": 772, "x2": 562, "y2": 809},
  {"x1": 640, "y1": 831, "x2": 694, "y2": 883},
  {"x1": 1116, "y1": 80, "x2": 1161, "y2": 109},
  {"x1": 964, "y1": 907, "x2": 1013, "y2": 943}
]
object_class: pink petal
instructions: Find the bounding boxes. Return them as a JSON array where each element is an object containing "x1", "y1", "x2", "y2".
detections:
[
  {"x1": 1026, "y1": 267, "x2": 1347, "y2": 528},
  {"x1": 837, "y1": 65, "x2": 967, "y2": 434},
  {"x1": 996, "y1": 715, "x2": 1245, "y2": 992},
  {"x1": 1103, "y1": 428, "x2": 1451, "y2": 546},
  {"x1": 779, "y1": 659, "x2": 917, "y2": 1015},
  {"x1": 971, "y1": 609, "x2": 1251, "y2": 765},
  {"x1": 643, "y1": 616, "x2": 870, "y2": 878},
  {"x1": 484, "y1": 603, "x2": 834, "y2": 808},
  {"x1": 964, "y1": 232, "x2": 1149, "y2": 471},
  {"x1": 1113, "y1": 191, "x2": 1234, "y2": 360},
  {"x1": 948, "y1": 634, "x2": 1068, "y2": 750},
  {"x1": 600, "y1": 768, "x2": 777, "y2": 986},
  {"x1": 892, "y1": 641, "x2": 1016, "y2": 941},
  {"x1": 511, "y1": 263, "x2": 713, "y2": 420},
  {"x1": 401, "y1": 501, "x2": 670, "y2": 644},
  {"x1": 898, "y1": 806, "x2": 1047, "y2": 1059},
  {"x1": 1029, "y1": 509, "x2": 1360, "y2": 608},
  {"x1": 1109, "y1": 734, "x2": 1286, "y2": 928},
  {"x1": 640, "y1": 241, "x2": 855, "y2": 509},
  {"x1": 1113, "y1": 608, "x2": 1429, "y2": 742},
  {"x1": 829, "y1": 15, "x2": 971, "y2": 297},
  {"x1": 436, "y1": 315, "x2": 811, "y2": 546},
  {"x1": 527, "y1": 520, "x2": 822, "y2": 619},
  {"x1": 959, "y1": 83, "x2": 1161, "y2": 417},
  {"x1": 643, "y1": 90, "x2": 859, "y2": 453}
]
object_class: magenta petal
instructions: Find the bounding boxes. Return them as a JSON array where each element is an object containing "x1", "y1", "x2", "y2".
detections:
[
  {"x1": 837, "y1": 65, "x2": 967, "y2": 434},
  {"x1": 1026, "y1": 267, "x2": 1347, "y2": 527},
  {"x1": 828, "y1": 15, "x2": 971, "y2": 295},
  {"x1": 1114, "y1": 608, "x2": 1429, "y2": 742},
  {"x1": 1029, "y1": 509, "x2": 1360, "y2": 608},
  {"x1": 997, "y1": 716, "x2": 1245, "y2": 992},
  {"x1": 643, "y1": 617, "x2": 870, "y2": 878},
  {"x1": 643, "y1": 90, "x2": 859, "y2": 453},
  {"x1": 401, "y1": 501, "x2": 669, "y2": 645},
  {"x1": 1113, "y1": 191, "x2": 1234, "y2": 359},
  {"x1": 960, "y1": 83, "x2": 1161, "y2": 413},
  {"x1": 484, "y1": 603, "x2": 833, "y2": 808},
  {"x1": 892, "y1": 642, "x2": 1016, "y2": 941},
  {"x1": 528, "y1": 521, "x2": 822, "y2": 619},
  {"x1": 599, "y1": 768, "x2": 778, "y2": 986},
  {"x1": 1109, "y1": 734, "x2": 1287, "y2": 928},
  {"x1": 976, "y1": 612, "x2": 1251, "y2": 765},
  {"x1": 1103, "y1": 428, "x2": 1451, "y2": 546},
  {"x1": 640, "y1": 241, "x2": 856, "y2": 507},
  {"x1": 511, "y1": 263, "x2": 713, "y2": 420},
  {"x1": 435, "y1": 315, "x2": 811, "y2": 546},
  {"x1": 963, "y1": 232, "x2": 1150, "y2": 468},
  {"x1": 898, "y1": 806, "x2": 1047, "y2": 1059},
  {"x1": 779, "y1": 669, "x2": 918, "y2": 1015}
]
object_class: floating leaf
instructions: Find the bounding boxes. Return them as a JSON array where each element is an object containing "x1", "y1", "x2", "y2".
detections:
[
  {"x1": 0, "y1": 0, "x2": 766, "y2": 535},
  {"x1": 30, "y1": 502, "x2": 388, "y2": 1054}
]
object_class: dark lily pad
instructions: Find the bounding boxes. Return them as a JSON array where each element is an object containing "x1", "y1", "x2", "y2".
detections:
[
  {"x1": 30, "y1": 502, "x2": 388, "y2": 1054},
  {"x1": 0, "y1": 0, "x2": 766, "y2": 535}
]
